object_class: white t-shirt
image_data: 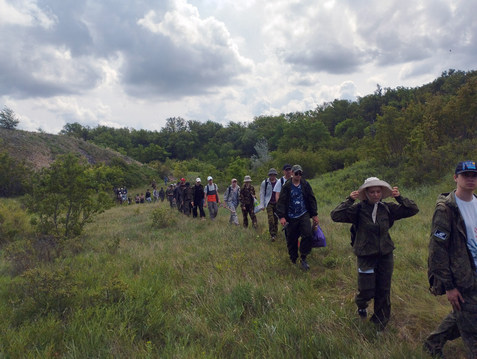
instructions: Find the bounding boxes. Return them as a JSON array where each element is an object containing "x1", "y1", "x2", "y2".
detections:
[
  {"x1": 455, "y1": 195, "x2": 477, "y2": 269},
  {"x1": 273, "y1": 176, "x2": 287, "y2": 194}
]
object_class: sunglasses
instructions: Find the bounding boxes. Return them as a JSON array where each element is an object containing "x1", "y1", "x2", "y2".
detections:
[{"x1": 294, "y1": 171, "x2": 303, "y2": 176}]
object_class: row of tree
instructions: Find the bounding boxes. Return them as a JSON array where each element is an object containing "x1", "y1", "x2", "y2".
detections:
[{"x1": 60, "y1": 69, "x2": 477, "y2": 185}]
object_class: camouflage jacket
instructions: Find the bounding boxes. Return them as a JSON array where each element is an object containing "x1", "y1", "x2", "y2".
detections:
[
  {"x1": 239, "y1": 185, "x2": 255, "y2": 206},
  {"x1": 331, "y1": 195, "x2": 419, "y2": 256},
  {"x1": 428, "y1": 191, "x2": 477, "y2": 295}
]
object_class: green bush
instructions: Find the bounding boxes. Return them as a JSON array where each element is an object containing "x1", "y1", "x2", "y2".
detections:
[
  {"x1": 0, "y1": 200, "x2": 32, "y2": 246},
  {"x1": 9, "y1": 266, "x2": 77, "y2": 323},
  {"x1": 151, "y1": 207, "x2": 177, "y2": 229}
]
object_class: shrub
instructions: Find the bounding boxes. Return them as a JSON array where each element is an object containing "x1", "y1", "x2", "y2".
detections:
[
  {"x1": 0, "y1": 200, "x2": 32, "y2": 246},
  {"x1": 25, "y1": 154, "x2": 113, "y2": 238},
  {"x1": 151, "y1": 207, "x2": 177, "y2": 229}
]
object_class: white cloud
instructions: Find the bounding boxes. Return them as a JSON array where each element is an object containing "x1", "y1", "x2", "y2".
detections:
[{"x1": 0, "y1": 0, "x2": 476, "y2": 134}]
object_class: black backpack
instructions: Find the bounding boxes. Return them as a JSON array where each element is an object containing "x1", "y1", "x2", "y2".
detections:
[{"x1": 350, "y1": 202, "x2": 394, "y2": 247}]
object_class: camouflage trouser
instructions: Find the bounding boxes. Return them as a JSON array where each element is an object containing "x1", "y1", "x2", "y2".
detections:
[
  {"x1": 355, "y1": 253, "x2": 394, "y2": 330},
  {"x1": 241, "y1": 203, "x2": 257, "y2": 228},
  {"x1": 425, "y1": 281, "x2": 477, "y2": 359},
  {"x1": 266, "y1": 202, "x2": 278, "y2": 237}
]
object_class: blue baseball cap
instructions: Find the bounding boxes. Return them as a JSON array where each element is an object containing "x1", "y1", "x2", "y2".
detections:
[{"x1": 455, "y1": 160, "x2": 477, "y2": 174}]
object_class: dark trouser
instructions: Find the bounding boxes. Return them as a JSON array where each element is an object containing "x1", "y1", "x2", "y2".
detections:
[
  {"x1": 168, "y1": 197, "x2": 174, "y2": 207},
  {"x1": 355, "y1": 253, "x2": 394, "y2": 330},
  {"x1": 183, "y1": 200, "x2": 192, "y2": 215},
  {"x1": 286, "y1": 212, "x2": 312, "y2": 263},
  {"x1": 266, "y1": 202, "x2": 278, "y2": 237},
  {"x1": 177, "y1": 198, "x2": 182, "y2": 212},
  {"x1": 192, "y1": 200, "x2": 206, "y2": 218},
  {"x1": 242, "y1": 203, "x2": 257, "y2": 228},
  {"x1": 425, "y1": 280, "x2": 477, "y2": 358}
]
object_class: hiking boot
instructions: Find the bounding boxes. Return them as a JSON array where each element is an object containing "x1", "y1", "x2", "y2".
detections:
[
  {"x1": 271, "y1": 236, "x2": 276, "y2": 242},
  {"x1": 290, "y1": 257, "x2": 297, "y2": 264},
  {"x1": 358, "y1": 308, "x2": 367, "y2": 319},
  {"x1": 423, "y1": 341, "x2": 444, "y2": 358},
  {"x1": 300, "y1": 258, "x2": 310, "y2": 271}
]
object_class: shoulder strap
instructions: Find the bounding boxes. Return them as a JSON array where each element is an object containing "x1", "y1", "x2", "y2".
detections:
[
  {"x1": 281, "y1": 177, "x2": 284, "y2": 185},
  {"x1": 264, "y1": 180, "x2": 268, "y2": 195}
]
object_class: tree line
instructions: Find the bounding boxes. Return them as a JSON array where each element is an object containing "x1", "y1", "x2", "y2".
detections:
[{"x1": 60, "y1": 69, "x2": 477, "y2": 186}]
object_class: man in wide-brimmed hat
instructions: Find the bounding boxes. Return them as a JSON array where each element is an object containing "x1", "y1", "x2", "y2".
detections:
[
  {"x1": 331, "y1": 176, "x2": 419, "y2": 331},
  {"x1": 239, "y1": 175, "x2": 257, "y2": 228}
]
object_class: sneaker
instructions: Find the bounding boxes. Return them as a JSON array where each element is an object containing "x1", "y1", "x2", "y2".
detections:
[
  {"x1": 358, "y1": 308, "x2": 367, "y2": 319},
  {"x1": 300, "y1": 258, "x2": 310, "y2": 271},
  {"x1": 271, "y1": 236, "x2": 276, "y2": 242}
]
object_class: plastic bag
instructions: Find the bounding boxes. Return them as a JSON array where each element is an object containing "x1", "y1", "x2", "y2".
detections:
[{"x1": 311, "y1": 225, "x2": 326, "y2": 248}]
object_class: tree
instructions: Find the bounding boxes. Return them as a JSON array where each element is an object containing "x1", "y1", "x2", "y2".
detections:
[
  {"x1": 26, "y1": 154, "x2": 113, "y2": 238},
  {"x1": 0, "y1": 106, "x2": 20, "y2": 129}
]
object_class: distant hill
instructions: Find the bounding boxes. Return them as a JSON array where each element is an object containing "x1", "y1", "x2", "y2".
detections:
[{"x1": 0, "y1": 128, "x2": 140, "y2": 170}]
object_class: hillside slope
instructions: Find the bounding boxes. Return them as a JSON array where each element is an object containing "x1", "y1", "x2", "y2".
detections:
[{"x1": 0, "y1": 128, "x2": 140, "y2": 170}]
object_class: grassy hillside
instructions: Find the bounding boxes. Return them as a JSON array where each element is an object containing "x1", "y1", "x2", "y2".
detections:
[
  {"x1": 0, "y1": 128, "x2": 139, "y2": 170},
  {"x1": 0, "y1": 171, "x2": 466, "y2": 358}
]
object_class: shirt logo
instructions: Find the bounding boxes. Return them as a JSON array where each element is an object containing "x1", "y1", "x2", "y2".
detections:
[{"x1": 433, "y1": 229, "x2": 448, "y2": 240}]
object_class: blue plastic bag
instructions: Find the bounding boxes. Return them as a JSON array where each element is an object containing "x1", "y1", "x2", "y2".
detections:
[{"x1": 311, "y1": 225, "x2": 326, "y2": 248}]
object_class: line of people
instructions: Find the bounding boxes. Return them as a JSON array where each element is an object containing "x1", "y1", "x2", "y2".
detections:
[{"x1": 161, "y1": 159, "x2": 477, "y2": 357}]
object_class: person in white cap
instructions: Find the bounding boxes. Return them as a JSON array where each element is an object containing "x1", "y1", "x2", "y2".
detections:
[
  {"x1": 204, "y1": 176, "x2": 220, "y2": 220},
  {"x1": 331, "y1": 176, "x2": 418, "y2": 331},
  {"x1": 192, "y1": 178, "x2": 206, "y2": 219}
]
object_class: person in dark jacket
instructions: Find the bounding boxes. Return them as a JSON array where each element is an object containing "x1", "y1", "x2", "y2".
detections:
[
  {"x1": 276, "y1": 165, "x2": 319, "y2": 271},
  {"x1": 159, "y1": 187, "x2": 165, "y2": 202},
  {"x1": 166, "y1": 185, "x2": 174, "y2": 208},
  {"x1": 192, "y1": 178, "x2": 206, "y2": 219},
  {"x1": 424, "y1": 161, "x2": 477, "y2": 359},
  {"x1": 182, "y1": 182, "x2": 194, "y2": 215},
  {"x1": 239, "y1": 175, "x2": 257, "y2": 228},
  {"x1": 330, "y1": 177, "x2": 419, "y2": 331}
]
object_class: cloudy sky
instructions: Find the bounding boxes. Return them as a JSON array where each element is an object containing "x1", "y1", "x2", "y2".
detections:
[{"x1": 1, "y1": 0, "x2": 475, "y2": 134}]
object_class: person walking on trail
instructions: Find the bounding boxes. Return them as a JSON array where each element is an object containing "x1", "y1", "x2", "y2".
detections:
[
  {"x1": 330, "y1": 176, "x2": 419, "y2": 331},
  {"x1": 424, "y1": 161, "x2": 477, "y2": 359},
  {"x1": 177, "y1": 178, "x2": 186, "y2": 212},
  {"x1": 258, "y1": 168, "x2": 279, "y2": 241},
  {"x1": 204, "y1": 176, "x2": 220, "y2": 220},
  {"x1": 273, "y1": 164, "x2": 293, "y2": 202},
  {"x1": 192, "y1": 178, "x2": 206, "y2": 219},
  {"x1": 182, "y1": 182, "x2": 194, "y2": 216},
  {"x1": 276, "y1": 165, "x2": 319, "y2": 271},
  {"x1": 239, "y1": 175, "x2": 258, "y2": 229},
  {"x1": 159, "y1": 187, "x2": 165, "y2": 202},
  {"x1": 166, "y1": 185, "x2": 174, "y2": 208},
  {"x1": 224, "y1": 178, "x2": 240, "y2": 225}
]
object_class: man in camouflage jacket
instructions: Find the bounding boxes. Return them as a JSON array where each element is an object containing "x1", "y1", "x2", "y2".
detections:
[{"x1": 425, "y1": 161, "x2": 477, "y2": 359}]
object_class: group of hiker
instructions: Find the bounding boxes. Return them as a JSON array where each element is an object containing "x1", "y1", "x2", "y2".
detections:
[
  {"x1": 170, "y1": 160, "x2": 477, "y2": 358},
  {"x1": 119, "y1": 159, "x2": 477, "y2": 357}
]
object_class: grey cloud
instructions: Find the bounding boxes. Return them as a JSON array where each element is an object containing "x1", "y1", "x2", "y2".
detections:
[
  {"x1": 0, "y1": 1, "x2": 251, "y2": 100},
  {"x1": 283, "y1": 45, "x2": 367, "y2": 74}
]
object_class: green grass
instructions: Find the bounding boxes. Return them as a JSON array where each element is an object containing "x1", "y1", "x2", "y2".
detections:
[{"x1": 0, "y1": 177, "x2": 468, "y2": 358}]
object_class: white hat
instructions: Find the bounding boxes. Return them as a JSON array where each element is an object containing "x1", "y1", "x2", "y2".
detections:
[
  {"x1": 358, "y1": 177, "x2": 393, "y2": 200},
  {"x1": 196, "y1": 178, "x2": 201, "y2": 182},
  {"x1": 207, "y1": 176, "x2": 213, "y2": 181},
  {"x1": 243, "y1": 175, "x2": 252, "y2": 182}
]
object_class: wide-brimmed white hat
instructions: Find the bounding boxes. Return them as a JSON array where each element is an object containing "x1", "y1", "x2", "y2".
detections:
[
  {"x1": 358, "y1": 177, "x2": 392, "y2": 200},
  {"x1": 243, "y1": 175, "x2": 252, "y2": 182}
]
